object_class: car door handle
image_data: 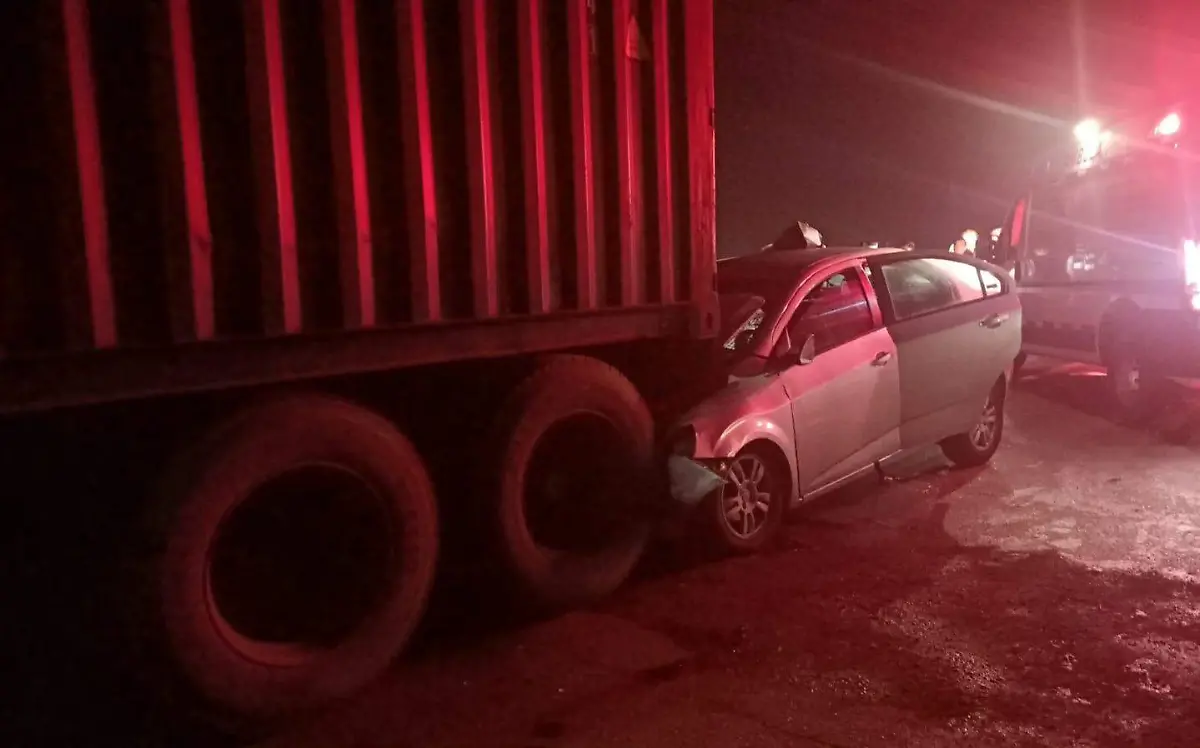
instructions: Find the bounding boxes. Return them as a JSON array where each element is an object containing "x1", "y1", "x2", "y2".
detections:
[
  {"x1": 872, "y1": 351, "x2": 893, "y2": 366},
  {"x1": 980, "y1": 313, "x2": 1008, "y2": 329}
]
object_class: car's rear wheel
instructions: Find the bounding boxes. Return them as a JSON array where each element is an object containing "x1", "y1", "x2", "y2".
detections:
[
  {"x1": 705, "y1": 446, "x2": 786, "y2": 554},
  {"x1": 941, "y1": 381, "x2": 1006, "y2": 467},
  {"x1": 1012, "y1": 352, "x2": 1028, "y2": 380}
]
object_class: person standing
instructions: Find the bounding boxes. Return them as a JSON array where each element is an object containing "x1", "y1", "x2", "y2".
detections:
[{"x1": 961, "y1": 229, "x2": 979, "y2": 257}]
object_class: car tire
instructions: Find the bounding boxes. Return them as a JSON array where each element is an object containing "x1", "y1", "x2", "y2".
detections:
[
  {"x1": 137, "y1": 394, "x2": 438, "y2": 723},
  {"x1": 704, "y1": 445, "x2": 787, "y2": 554},
  {"x1": 941, "y1": 380, "x2": 1006, "y2": 468},
  {"x1": 485, "y1": 355, "x2": 653, "y2": 610},
  {"x1": 1104, "y1": 334, "x2": 1167, "y2": 423}
]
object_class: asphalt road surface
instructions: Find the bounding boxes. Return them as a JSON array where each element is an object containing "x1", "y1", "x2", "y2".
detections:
[{"x1": 257, "y1": 359, "x2": 1200, "y2": 748}]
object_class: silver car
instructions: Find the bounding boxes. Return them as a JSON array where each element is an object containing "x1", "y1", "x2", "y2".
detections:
[{"x1": 670, "y1": 247, "x2": 1021, "y2": 553}]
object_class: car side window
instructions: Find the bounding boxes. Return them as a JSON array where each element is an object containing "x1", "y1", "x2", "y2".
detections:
[
  {"x1": 980, "y1": 267, "x2": 1004, "y2": 296},
  {"x1": 786, "y1": 269, "x2": 875, "y2": 354},
  {"x1": 881, "y1": 258, "x2": 985, "y2": 320}
]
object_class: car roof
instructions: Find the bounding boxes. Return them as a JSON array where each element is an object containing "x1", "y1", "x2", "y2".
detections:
[{"x1": 718, "y1": 246, "x2": 904, "y2": 281}]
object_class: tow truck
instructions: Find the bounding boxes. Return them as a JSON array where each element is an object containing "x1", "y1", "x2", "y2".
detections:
[{"x1": 995, "y1": 108, "x2": 1200, "y2": 417}]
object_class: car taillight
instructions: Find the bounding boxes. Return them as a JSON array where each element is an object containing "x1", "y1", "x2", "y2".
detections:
[{"x1": 1184, "y1": 239, "x2": 1200, "y2": 310}]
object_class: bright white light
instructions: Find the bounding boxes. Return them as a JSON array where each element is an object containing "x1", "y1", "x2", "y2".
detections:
[
  {"x1": 990, "y1": 227, "x2": 1002, "y2": 242},
  {"x1": 1185, "y1": 238, "x2": 1200, "y2": 285},
  {"x1": 1156, "y1": 112, "x2": 1182, "y2": 137},
  {"x1": 1073, "y1": 118, "x2": 1110, "y2": 169},
  {"x1": 1185, "y1": 239, "x2": 1200, "y2": 310},
  {"x1": 1074, "y1": 118, "x2": 1102, "y2": 142}
]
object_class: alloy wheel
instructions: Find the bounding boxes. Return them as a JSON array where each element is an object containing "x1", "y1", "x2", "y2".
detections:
[
  {"x1": 970, "y1": 395, "x2": 1000, "y2": 451},
  {"x1": 722, "y1": 453, "x2": 773, "y2": 539}
]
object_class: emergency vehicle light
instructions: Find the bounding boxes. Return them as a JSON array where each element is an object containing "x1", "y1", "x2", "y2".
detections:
[
  {"x1": 1184, "y1": 239, "x2": 1200, "y2": 310},
  {"x1": 1073, "y1": 118, "x2": 1111, "y2": 170},
  {"x1": 1074, "y1": 118, "x2": 1102, "y2": 143},
  {"x1": 1155, "y1": 112, "x2": 1182, "y2": 137}
]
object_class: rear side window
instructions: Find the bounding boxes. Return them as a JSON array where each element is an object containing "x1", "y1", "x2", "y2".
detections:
[{"x1": 881, "y1": 258, "x2": 985, "y2": 320}]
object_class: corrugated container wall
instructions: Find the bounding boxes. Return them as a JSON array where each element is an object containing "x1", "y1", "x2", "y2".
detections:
[{"x1": 0, "y1": 0, "x2": 715, "y2": 359}]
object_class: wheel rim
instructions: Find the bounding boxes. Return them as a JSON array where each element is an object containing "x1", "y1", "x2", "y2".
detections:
[
  {"x1": 1113, "y1": 355, "x2": 1142, "y2": 405},
  {"x1": 970, "y1": 395, "x2": 1000, "y2": 451},
  {"x1": 721, "y1": 454, "x2": 772, "y2": 540}
]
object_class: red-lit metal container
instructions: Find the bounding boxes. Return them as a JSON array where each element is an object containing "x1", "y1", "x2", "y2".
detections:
[{"x1": 0, "y1": 0, "x2": 716, "y2": 412}]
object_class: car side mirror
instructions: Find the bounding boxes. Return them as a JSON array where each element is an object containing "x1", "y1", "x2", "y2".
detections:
[
  {"x1": 795, "y1": 334, "x2": 817, "y2": 365},
  {"x1": 774, "y1": 332, "x2": 816, "y2": 366}
]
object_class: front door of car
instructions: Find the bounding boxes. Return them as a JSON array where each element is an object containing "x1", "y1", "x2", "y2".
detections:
[
  {"x1": 775, "y1": 265, "x2": 902, "y2": 494},
  {"x1": 875, "y1": 256, "x2": 1020, "y2": 449}
]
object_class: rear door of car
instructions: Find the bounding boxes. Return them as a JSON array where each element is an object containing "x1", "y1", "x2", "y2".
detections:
[{"x1": 868, "y1": 256, "x2": 1021, "y2": 450}]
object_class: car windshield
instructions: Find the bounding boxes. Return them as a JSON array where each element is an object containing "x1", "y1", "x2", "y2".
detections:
[
  {"x1": 718, "y1": 271, "x2": 799, "y2": 322},
  {"x1": 719, "y1": 293, "x2": 767, "y2": 352},
  {"x1": 717, "y1": 270, "x2": 803, "y2": 354}
]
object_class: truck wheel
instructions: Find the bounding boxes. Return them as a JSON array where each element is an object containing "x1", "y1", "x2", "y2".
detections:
[
  {"x1": 1103, "y1": 327, "x2": 1166, "y2": 422},
  {"x1": 486, "y1": 355, "x2": 653, "y2": 609},
  {"x1": 142, "y1": 395, "x2": 438, "y2": 721},
  {"x1": 941, "y1": 379, "x2": 1006, "y2": 467}
]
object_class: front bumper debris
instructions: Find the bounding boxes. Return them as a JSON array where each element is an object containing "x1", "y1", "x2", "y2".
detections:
[{"x1": 666, "y1": 455, "x2": 726, "y2": 507}]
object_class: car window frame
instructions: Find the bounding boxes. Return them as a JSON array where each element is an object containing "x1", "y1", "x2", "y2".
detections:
[
  {"x1": 979, "y1": 266, "x2": 1006, "y2": 296},
  {"x1": 773, "y1": 261, "x2": 883, "y2": 357},
  {"x1": 868, "y1": 253, "x2": 1010, "y2": 325}
]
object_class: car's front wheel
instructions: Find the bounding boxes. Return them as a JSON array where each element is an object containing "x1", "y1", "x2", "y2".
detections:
[
  {"x1": 941, "y1": 381, "x2": 1006, "y2": 467},
  {"x1": 705, "y1": 446, "x2": 787, "y2": 554}
]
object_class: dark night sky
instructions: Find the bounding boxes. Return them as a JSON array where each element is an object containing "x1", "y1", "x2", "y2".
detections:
[{"x1": 714, "y1": 0, "x2": 1200, "y2": 255}]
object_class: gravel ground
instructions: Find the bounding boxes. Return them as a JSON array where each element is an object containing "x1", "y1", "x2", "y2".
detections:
[
  {"x1": 9, "y1": 359, "x2": 1200, "y2": 747},
  {"x1": 265, "y1": 359, "x2": 1200, "y2": 748}
]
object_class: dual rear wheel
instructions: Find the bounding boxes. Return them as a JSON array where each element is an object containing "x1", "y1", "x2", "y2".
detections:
[
  {"x1": 143, "y1": 395, "x2": 439, "y2": 722},
  {"x1": 142, "y1": 356, "x2": 654, "y2": 724}
]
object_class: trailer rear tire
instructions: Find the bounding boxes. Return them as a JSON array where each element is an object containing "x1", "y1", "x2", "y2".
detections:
[
  {"x1": 142, "y1": 394, "x2": 438, "y2": 722},
  {"x1": 486, "y1": 356, "x2": 653, "y2": 609}
]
